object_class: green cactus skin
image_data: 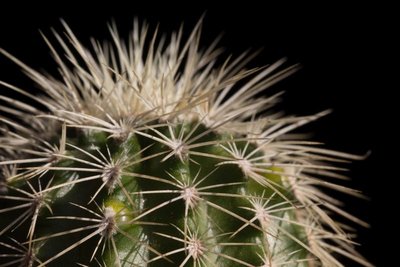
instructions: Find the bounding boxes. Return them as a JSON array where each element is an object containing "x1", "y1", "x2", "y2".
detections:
[{"x1": 0, "y1": 21, "x2": 371, "y2": 267}]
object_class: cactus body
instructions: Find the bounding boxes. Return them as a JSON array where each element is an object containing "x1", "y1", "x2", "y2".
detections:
[{"x1": 0, "y1": 21, "x2": 370, "y2": 266}]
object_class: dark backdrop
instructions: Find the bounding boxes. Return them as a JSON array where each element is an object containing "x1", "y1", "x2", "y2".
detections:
[{"x1": 0, "y1": 3, "x2": 390, "y2": 266}]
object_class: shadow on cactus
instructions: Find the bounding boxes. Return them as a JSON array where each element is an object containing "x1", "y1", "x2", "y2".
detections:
[{"x1": 0, "y1": 19, "x2": 372, "y2": 267}]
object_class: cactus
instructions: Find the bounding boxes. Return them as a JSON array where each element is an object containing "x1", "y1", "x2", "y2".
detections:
[{"x1": 0, "y1": 20, "x2": 371, "y2": 267}]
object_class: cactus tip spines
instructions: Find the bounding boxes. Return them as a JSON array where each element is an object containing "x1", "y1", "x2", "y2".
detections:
[{"x1": 0, "y1": 20, "x2": 371, "y2": 266}]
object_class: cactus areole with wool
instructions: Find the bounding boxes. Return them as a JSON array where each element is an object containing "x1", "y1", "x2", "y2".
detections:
[{"x1": 0, "y1": 21, "x2": 371, "y2": 267}]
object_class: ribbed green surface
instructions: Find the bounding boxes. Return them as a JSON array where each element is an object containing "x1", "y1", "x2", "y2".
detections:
[{"x1": 1, "y1": 122, "x2": 308, "y2": 266}]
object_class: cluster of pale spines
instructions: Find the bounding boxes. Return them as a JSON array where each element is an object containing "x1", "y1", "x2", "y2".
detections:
[{"x1": 0, "y1": 20, "x2": 371, "y2": 266}]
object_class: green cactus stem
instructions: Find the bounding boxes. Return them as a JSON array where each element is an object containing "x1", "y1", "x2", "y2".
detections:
[{"x1": 0, "y1": 20, "x2": 371, "y2": 266}]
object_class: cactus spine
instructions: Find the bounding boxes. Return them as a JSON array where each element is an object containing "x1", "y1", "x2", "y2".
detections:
[{"x1": 0, "y1": 21, "x2": 371, "y2": 266}]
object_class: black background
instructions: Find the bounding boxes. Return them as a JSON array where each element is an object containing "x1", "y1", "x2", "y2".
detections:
[{"x1": 0, "y1": 3, "x2": 391, "y2": 266}]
